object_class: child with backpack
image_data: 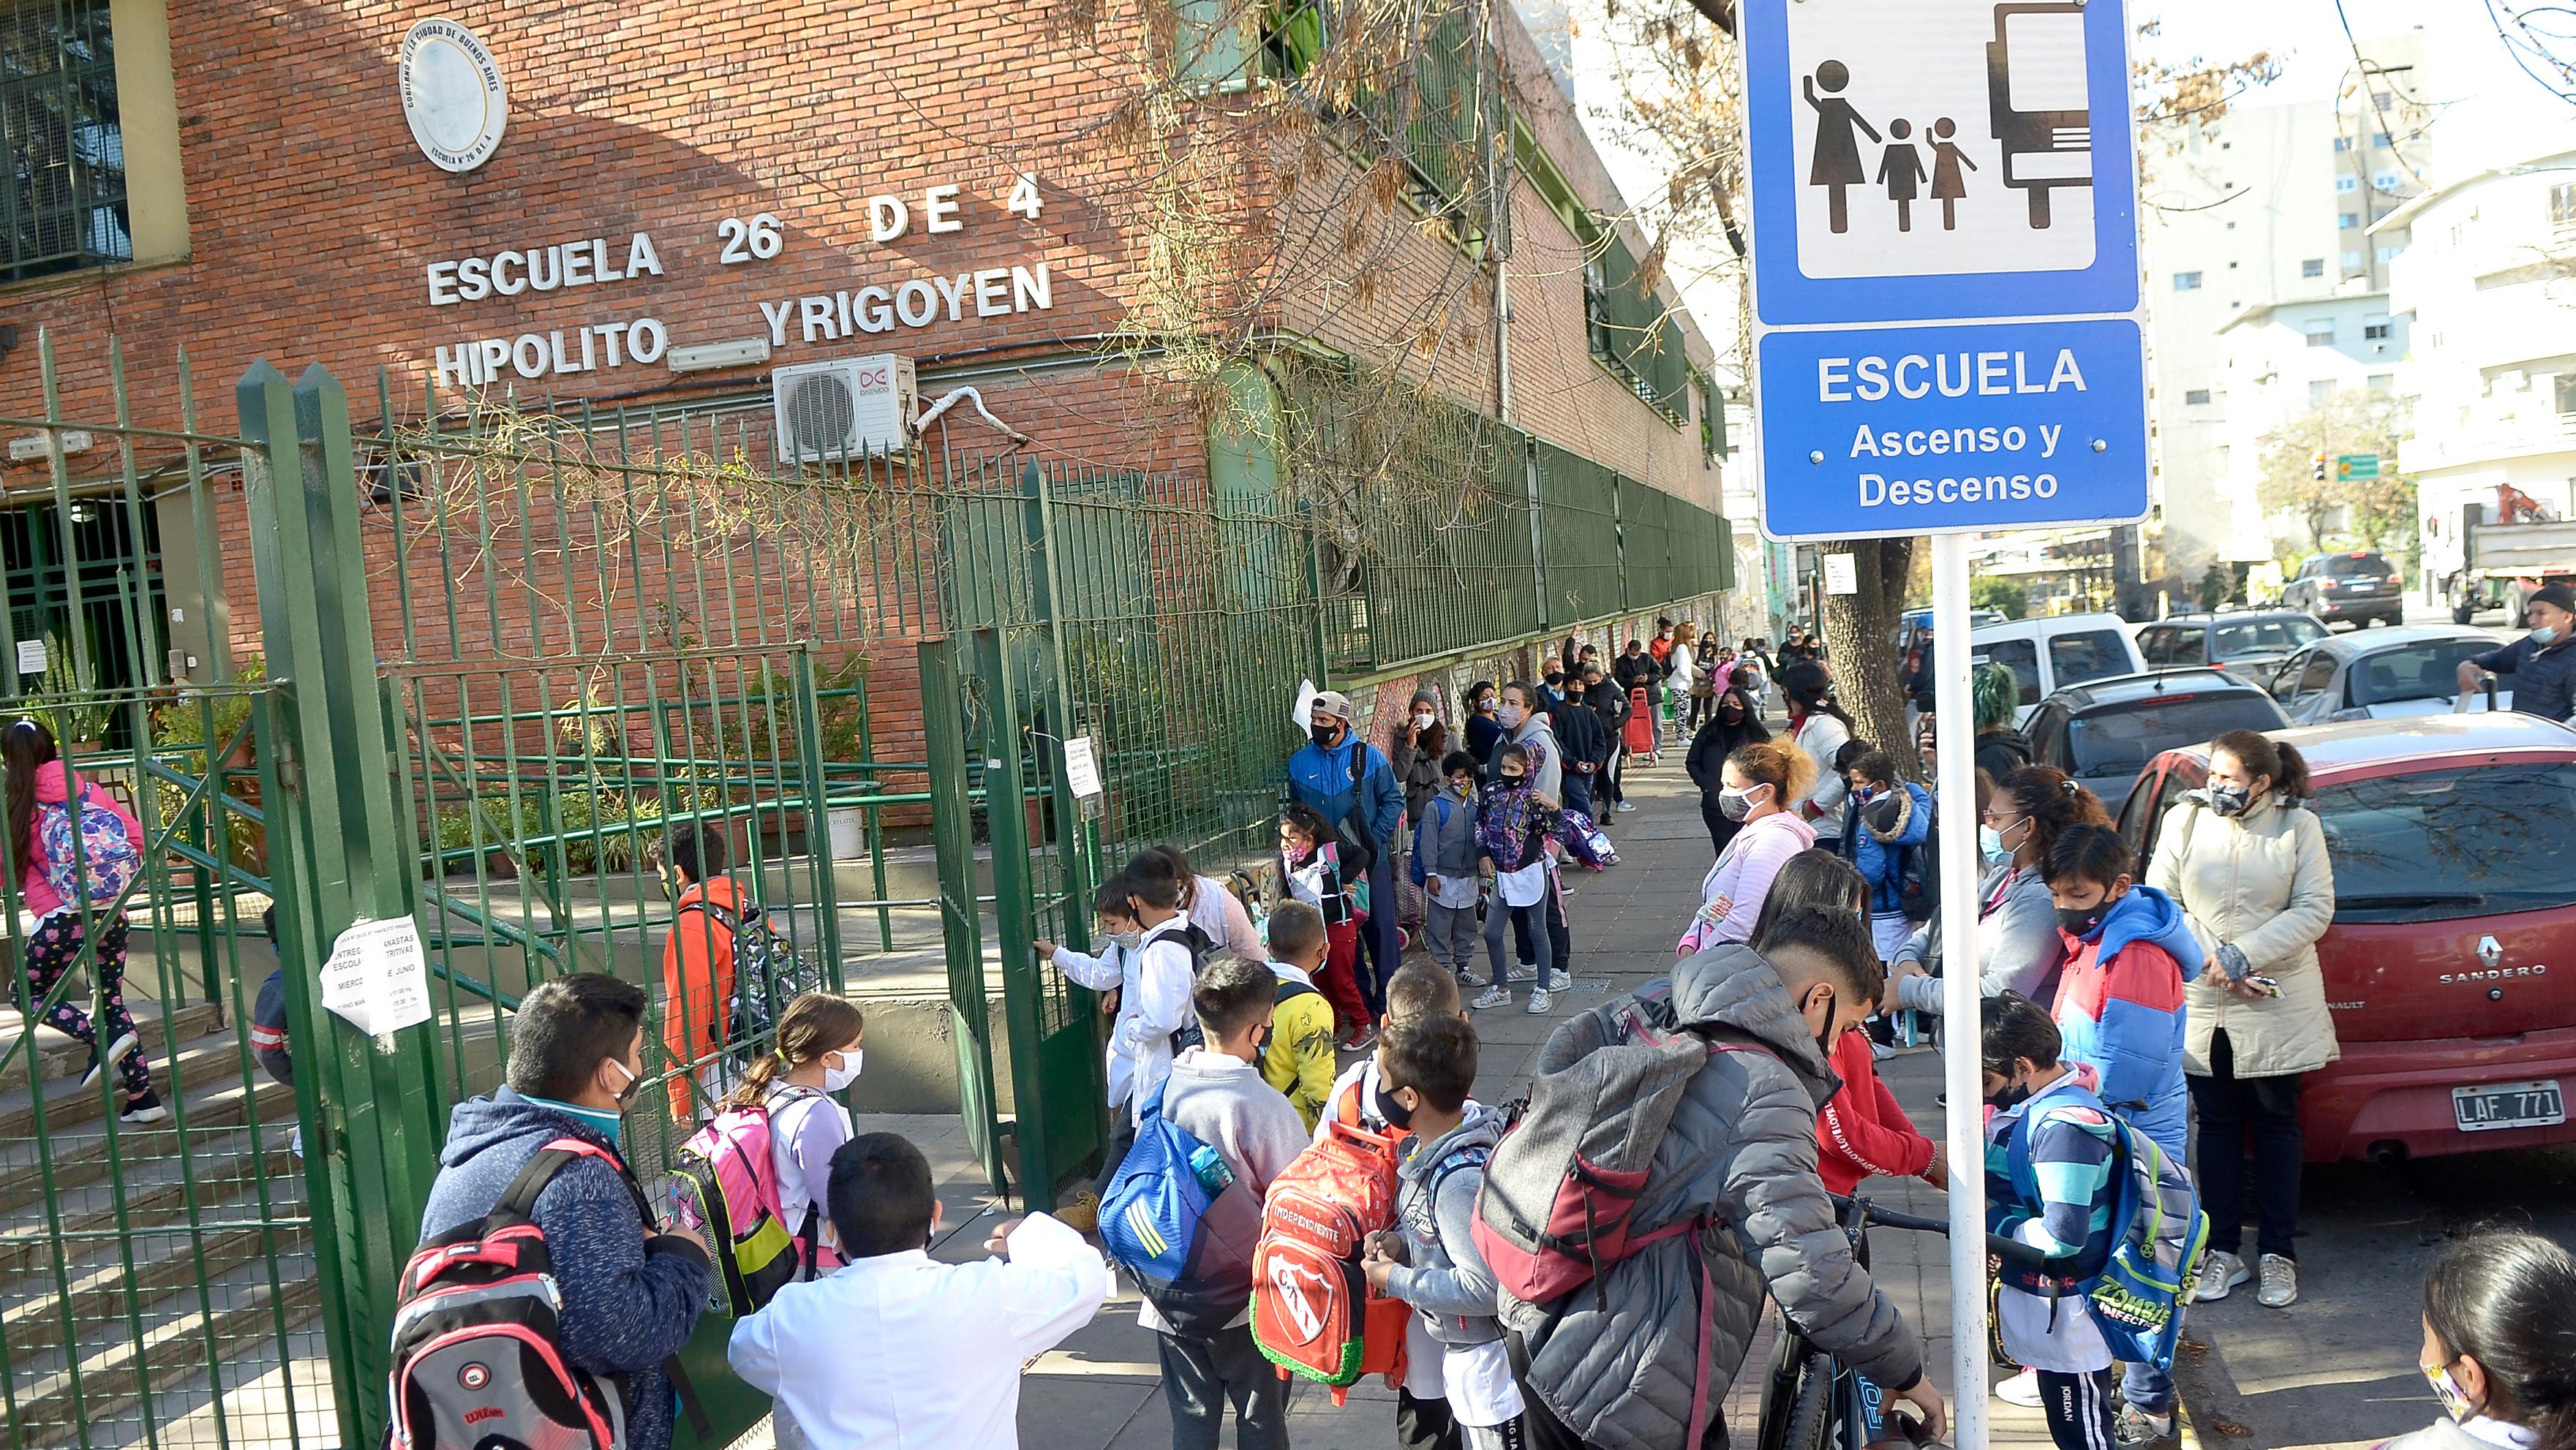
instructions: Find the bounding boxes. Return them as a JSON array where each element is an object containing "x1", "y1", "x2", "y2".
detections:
[
  {"x1": 1364, "y1": 1013, "x2": 1524, "y2": 1449},
  {"x1": 6, "y1": 718, "x2": 159, "y2": 1122},
  {"x1": 729, "y1": 1131, "x2": 1108, "y2": 1450},
  {"x1": 1262, "y1": 899, "x2": 1343, "y2": 1130},
  {"x1": 1837, "y1": 749, "x2": 1932, "y2": 962},
  {"x1": 1980, "y1": 993, "x2": 2159, "y2": 1450},
  {"x1": 1409, "y1": 752, "x2": 1483, "y2": 987},
  {"x1": 2037, "y1": 823, "x2": 2204, "y2": 1445},
  {"x1": 1474, "y1": 744, "x2": 1567, "y2": 1017},
  {"x1": 1037, "y1": 874, "x2": 1194, "y2": 1150},
  {"x1": 1106, "y1": 955, "x2": 1309, "y2": 1450},
  {"x1": 1281, "y1": 801, "x2": 1373, "y2": 1045},
  {"x1": 675, "y1": 992, "x2": 865, "y2": 1329},
  {"x1": 659, "y1": 819, "x2": 747, "y2": 1122}
]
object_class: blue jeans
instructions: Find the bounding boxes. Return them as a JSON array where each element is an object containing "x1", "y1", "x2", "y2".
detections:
[
  {"x1": 1562, "y1": 769, "x2": 1596, "y2": 818},
  {"x1": 2122, "y1": 1357, "x2": 2174, "y2": 1416}
]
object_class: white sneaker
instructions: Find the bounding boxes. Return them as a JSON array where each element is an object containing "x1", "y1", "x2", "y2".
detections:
[
  {"x1": 2257, "y1": 1253, "x2": 2299, "y2": 1307},
  {"x1": 1995, "y1": 1368, "x2": 2042, "y2": 1407},
  {"x1": 1472, "y1": 986, "x2": 1513, "y2": 1011},
  {"x1": 83, "y1": 1031, "x2": 140, "y2": 1089},
  {"x1": 1545, "y1": 970, "x2": 1573, "y2": 992},
  {"x1": 1525, "y1": 988, "x2": 1553, "y2": 1015},
  {"x1": 2196, "y1": 1250, "x2": 2250, "y2": 1302},
  {"x1": 1870, "y1": 1041, "x2": 1897, "y2": 1062},
  {"x1": 1615, "y1": 801, "x2": 1638, "y2": 812}
]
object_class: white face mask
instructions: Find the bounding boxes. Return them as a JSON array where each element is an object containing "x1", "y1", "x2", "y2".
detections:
[
  {"x1": 1498, "y1": 703, "x2": 1526, "y2": 729},
  {"x1": 1412, "y1": 711, "x2": 1434, "y2": 728},
  {"x1": 823, "y1": 1047, "x2": 863, "y2": 1093}
]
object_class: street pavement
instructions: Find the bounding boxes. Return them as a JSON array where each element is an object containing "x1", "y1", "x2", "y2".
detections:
[{"x1": 855, "y1": 744, "x2": 2072, "y2": 1449}]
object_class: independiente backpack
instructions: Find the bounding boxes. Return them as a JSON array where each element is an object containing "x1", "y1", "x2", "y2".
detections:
[
  {"x1": 38, "y1": 783, "x2": 140, "y2": 908},
  {"x1": 2003, "y1": 1100, "x2": 2210, "y2": 1372},
  {"x1": 1100, "y1": 1080, "x2": 1259, "y2": 1337},
  {"x1": 388, "y1": 1138, "x2": 709, "y2": 1450},
  {"x1": 668, "y1": 1085, "x2": 832, "y2": 1316},
  {"x1": 1251, "y1": 1106, "x2": 1412, "y2": 1402}
]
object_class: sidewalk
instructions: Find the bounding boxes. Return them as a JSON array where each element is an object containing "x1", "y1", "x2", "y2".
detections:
[{"x1": 863, "y1": 749, "x2": 2060, "y2": 1448}]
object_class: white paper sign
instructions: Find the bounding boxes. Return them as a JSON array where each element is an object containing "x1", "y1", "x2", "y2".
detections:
[
  {"x1": 1823, "y1": 553, "x2": 1860, "y2": 594},
  {"x1": 319, "y1": 916, "x2": 434, "y2": 1037},
  {"x1": 16, "y1": 640, "x2": 45, "y2": 675},
  {"x1": 1062, "y1": 734, "x2": 1104, "y2": 798},
  {"x1": 1291, "y1": 678, "x2": 1320, "y2": 735}
]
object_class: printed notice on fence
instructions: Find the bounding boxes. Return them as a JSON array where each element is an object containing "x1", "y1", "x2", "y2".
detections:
[
  {"x1": 320, "y1": 916, "x2": 434, "y2": 1037},
  {"x1": 1063, "y1": 736, "x2": 1104, "y2": 799},
  {"x1": 15, "y1": 641, "x2": 43, "y2": 676}
]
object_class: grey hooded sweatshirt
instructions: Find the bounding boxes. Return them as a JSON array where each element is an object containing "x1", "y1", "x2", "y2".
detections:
[
  {"x1": 1384, "y1": 1105, "x2": 1510, "y2": 1351},
  {"x1": 1504, "y1": 943, "x2": 1924, "y2": 1450},
  {"x1": 1894, "y1": 860, "x2": 2066, "y2": 1013}
]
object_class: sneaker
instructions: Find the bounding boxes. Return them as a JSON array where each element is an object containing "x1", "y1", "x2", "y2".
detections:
[
  {"x1": 2113, "y1": 1402, "x2": 2177, "y2": 1449},
  {"x1": 1525, "y1": 987, "x2": 1553, "y2": 1015},
  {"x1": 1995, "y1": 1368, "x2": 2043, "y2": 1407},
  {"x1": 1055, "y1": 1190, "x2": 1101, "y2": 1234},
  {"x1": 1545, "y1": 970, "x2": 1573, "y2": 992},
  {"x1": 2257, "y1": 1253, "x2": 2299, "y2": 1307},
  {"x1": 83, "y1": 1031, "x2": 140, "y2": 1090},
  {"x1": 2196, "y1": 1250, "x2": 2250, "y2": 1302},
  {"x1": 1345, "y1": 1024, "x2": 1379, "y2": 1051},
  {"x1": 1615, "y1": 801, "x2": 1638, "y2": 813},
  {"x1": 1870, "y1": 1041, "x2": 1897, "y2": 1062},
  {"x1": 1455, "y1": 967, "x2": 1480, "y2": 987},
  {"x1": 1472, "y1": 986, "x2": 1513, "y2": 1011},
  {"x1": 118, "y1": 1090, "x2": 167, "y2": 1125}
]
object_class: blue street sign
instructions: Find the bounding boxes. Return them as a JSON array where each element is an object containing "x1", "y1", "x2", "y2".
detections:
[
  {"x1": 1756, "y1": 317, "x2": 2147, "y2": 540},
  {"x1": 1741, "y1": 0, "x2": 2147, "y2": 541}
]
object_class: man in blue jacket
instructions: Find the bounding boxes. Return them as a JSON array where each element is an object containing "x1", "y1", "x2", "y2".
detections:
[
  {"x1": 1289, "y1": 690, "x2": 1404, "y2": 1016},
  {"x1": 2457, "y1": 582, "x2": 2576, "y2": 723},
  {"x1": 418, "y1": 973, "x2": 711, "y2": 1450}
]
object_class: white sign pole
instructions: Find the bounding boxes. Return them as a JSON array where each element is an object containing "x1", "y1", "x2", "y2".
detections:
[{"x1": 1930, "y1": 532, "x2": 1989, "y2": 1447}]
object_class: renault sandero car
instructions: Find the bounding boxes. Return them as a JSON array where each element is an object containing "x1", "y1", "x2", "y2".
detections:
[{"x1": 2115, "y1": 713, "x2": 2576, "y2": 1162}]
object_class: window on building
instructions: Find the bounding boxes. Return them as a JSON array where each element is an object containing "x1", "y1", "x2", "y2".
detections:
[
  {"x1": 2335, "y1": 176, "x2": 2360, "y2": 193},
  {"x1": 2302, "y1": 258, "x2": 2325, "y2": 278},
  {"x1": 2305, "y1": 322, "x2": 2336, "y2": 347},
  {"x1": 1695, "y1": 371, "x2": 1727, "y2": 464},
  {"x1": 2338, "y1": 213, "x2": 2360, "y2": 230},
  {"x1": 2363, "y1": 317, "x2": 2392, "y2": 340},
  {"x1": 0, "y1": 0, "x2": 130, "y2": 283},
  {"x1": 2557, "y1": 373, "x2": 2576, "y2": 416},
  {"x1": 2343, "y1": 250, "x2": 2365, "y2": 271},
  {"x1": 2372, "y1": 170, "x2": 2402, "y2": 192},
  {"x1": 2369, "y1": 373, "x2": 2395, "y2": 394},
  {"x1": 2553, "y1": 183, "x2": 2576, "y2": 235},
  {"x1": 2373, "y1": 89, "x2": 2393, "y2": 109},
  {"x1": 2376, "y1": 244, "x2": 2403, "y2": 264},
  {"x1": 2332, "y1": 135, "x2": 2352, "y2": 152},
  {"x1": 2372, "y1": 131, "x2": 2392, "y2": 148},
  {"x1": 2172, "y1": 271, "x2": 2203, "y2": 290},
  {"x1": 2310, "y1": 379, "x2": 2336, "y2": 407},
  {"x1": 2184, "y1": 388, "x2": 2212, "y2": 406}
]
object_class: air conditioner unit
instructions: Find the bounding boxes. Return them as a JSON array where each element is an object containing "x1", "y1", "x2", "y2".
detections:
[{"x1": 771, "y1": 354, "x2": 916, "y2": 464}]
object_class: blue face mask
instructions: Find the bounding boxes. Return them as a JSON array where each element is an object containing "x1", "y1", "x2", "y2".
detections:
[
  {"x1": 1979, "y1": 825, "x2": 2006, "y2": 862},
  {"x1": 527, "y1": 1060, "x2": 636, "y2": 1147}
]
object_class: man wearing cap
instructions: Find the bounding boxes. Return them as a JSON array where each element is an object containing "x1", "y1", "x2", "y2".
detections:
[
  {"x1": 2458, "y1": 583, "x2": 2576, "y2": 723},
  {"x1": 1289, "y1": 691, "x2": 1406, "y2": 1015}
]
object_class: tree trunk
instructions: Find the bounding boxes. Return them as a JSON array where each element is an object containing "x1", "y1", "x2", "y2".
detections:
[{"x1": 1818, "y1": 537, "x2": 1920, "y2": 780}]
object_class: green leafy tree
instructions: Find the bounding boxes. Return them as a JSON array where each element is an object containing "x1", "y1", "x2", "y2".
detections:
[
  {"x1": 2256, "y1": 390, "x2": 2408, "y2": 554},
  {"x1": 1970, "y1": 575, "x2": 2028, "y2": 620}
]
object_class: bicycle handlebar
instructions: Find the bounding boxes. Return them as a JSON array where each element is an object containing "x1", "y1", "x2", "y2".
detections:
[{"x1": 1834, "y1": 1195, "x2": 2077, "y2": 1271}]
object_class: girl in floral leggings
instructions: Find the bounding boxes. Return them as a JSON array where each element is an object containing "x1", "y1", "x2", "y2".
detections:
[{"x1": 7, "y1": 719, "x2": 159, "y2": 1123}]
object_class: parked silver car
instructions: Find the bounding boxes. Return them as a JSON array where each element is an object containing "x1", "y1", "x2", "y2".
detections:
[{"x1": 2261, "y1": 625, "x2": 2515, "y2": 724}]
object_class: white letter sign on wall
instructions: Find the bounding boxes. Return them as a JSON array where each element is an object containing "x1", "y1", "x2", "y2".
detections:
[{"x1": 399, "y1": 19, "x2": 508, "y2": 174}]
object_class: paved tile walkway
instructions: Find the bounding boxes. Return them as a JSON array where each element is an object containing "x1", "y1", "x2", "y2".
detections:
[{"x1": 856, "y1": 746, "x2": 2065, "y2": 1448}]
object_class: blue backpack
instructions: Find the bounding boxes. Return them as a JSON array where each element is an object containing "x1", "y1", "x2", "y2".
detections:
[
  {"x1": 1099, "y1": 1080, "x2": 1258, "y2": 1336},
  {"x1": 2004, "y1": 1100, "x2": 2210, "y2": 1371}
]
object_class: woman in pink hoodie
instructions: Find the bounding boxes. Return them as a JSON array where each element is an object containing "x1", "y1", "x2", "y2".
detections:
[{"x1": 7, "y1": 720, "x2": 158, "y2": 1122}]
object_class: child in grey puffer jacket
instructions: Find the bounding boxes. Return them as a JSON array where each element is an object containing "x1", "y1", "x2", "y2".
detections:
[
  {"x1": 1409, "y1": 755, "x2": 1484, "y2": 980},
  {"x1": 1366, "y1": 1015, "x2": 1526, "y2": 1446}
]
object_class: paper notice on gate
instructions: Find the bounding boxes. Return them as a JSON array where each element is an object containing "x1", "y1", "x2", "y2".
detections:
[
  {"x1": 319, "y1": 916, "x2": 434, "y2": 1037},
  {"x1": 1062, "y1": 735, "x2": 1104, "y2": 798},
  {"x1": 15, "y1": 640, "x2": 44, "y2": 676}
]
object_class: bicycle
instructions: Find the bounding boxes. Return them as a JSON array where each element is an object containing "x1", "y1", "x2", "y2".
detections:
[{"x1": 1751, "y1": 1193, "x2": 2062, "y2": 1450}]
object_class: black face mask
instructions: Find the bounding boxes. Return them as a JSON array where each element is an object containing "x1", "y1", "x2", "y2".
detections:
[
  {"x1": 1311, "y1": 722, "x2": 1342, "y2": 747},
  {"x1": 1376, "y1": 1082, "x2": 1415, "y2": 1132},
  {"x1": 1806, "y1": 988, "x2": 1837, "y2": 1060},
  {"x1": 2056, "y1": 904, "x2": 2107, "y2": 938},
  {"x1": 1987, "y1": 1079, "x2": 2033, "y2": 1112}
]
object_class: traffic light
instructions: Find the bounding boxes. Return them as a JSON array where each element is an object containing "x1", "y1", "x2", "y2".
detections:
[{"x1": 2311, "y1": 452, "x2": 2328, "y2": 481}]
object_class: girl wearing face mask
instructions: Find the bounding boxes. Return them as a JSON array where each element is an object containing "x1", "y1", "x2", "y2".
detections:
[
  {"x1": 1463, "y1": 681, "x2": 1505, "y2": 767},
  {"x1": 1774, "y1": 660, "x2": 1854, "y2": 848},
  {"x1": 1686, "y1": 684, "x2": 1771, "y2": 860},
  {"x1": 1278, "y1": 804, "x2": 1374, "y2": 1043},
  {"x1": 723, "y1": 992, "x2": 867, "y2": 1284},
  {"x1": 2147, "y1": 728, "x2": 2335, "y2": 1312},
  {"x1": 2381, "y1": 1231, "x2": 2576, "y2": 1450},
  {"x1": 1678, "y1": 742, "x2": 1818, "y2": 956},
  {"x1": 1888, "y1": 766, "x2": 2099, "y2": 1035}
]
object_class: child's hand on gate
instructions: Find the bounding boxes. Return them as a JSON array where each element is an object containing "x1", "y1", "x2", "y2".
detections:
[{"x1": 1033, "y1": 940, "x2": 1058, "y2": 961}]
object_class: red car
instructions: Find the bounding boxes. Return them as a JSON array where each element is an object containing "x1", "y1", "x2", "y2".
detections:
[{"x1": 2115, "y1": 712, "x2": 2576, "y2": 1163}]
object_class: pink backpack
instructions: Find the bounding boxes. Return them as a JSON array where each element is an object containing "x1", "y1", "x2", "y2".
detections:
[{"x1": 668, "y1": 1087, "x2": 835, "y2": 1315}]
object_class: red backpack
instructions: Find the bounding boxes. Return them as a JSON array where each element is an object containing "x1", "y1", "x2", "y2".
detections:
[{"x1": 1250, "y1": 1090, "x2": 1412, "y2": 1403}]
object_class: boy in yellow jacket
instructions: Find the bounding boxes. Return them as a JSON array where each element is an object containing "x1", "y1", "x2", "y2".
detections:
[{"x1": 1261, "y1": 900, "x2": 1343, "y2": 1129}]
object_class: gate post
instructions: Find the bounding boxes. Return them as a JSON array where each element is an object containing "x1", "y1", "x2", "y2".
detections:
[
  {"x1": 920, "y1": 637, "x2": 1012, "y2": 1197},
  {"x1": 238, "y1": 360, "x2": 443, "y2": 1450}
]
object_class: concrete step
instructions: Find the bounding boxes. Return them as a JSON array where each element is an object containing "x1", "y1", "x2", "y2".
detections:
[
  {"x1": 0, "y1": 1139, "x2": 302, "y2": 1280},
  {"x1": 0, "y1": 997, "x2": 229, "y2": 1084},
  {"x1": 0, "y1": 1027, "x2": 292, "y2": 1143},
  {"x1": 0, "y1": 1168, "x2": 309, "y2": 1363}
]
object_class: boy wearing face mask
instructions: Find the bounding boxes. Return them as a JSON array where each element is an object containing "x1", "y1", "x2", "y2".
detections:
[
  {"x1": 1979, "y1": 993, "x2": 2125, "y2": 1450},
  {"x1": 418, "y1": 974, "x2": 711, "y2": 1450},
  {"x1": 1036, "y1": 874, "x2": 1195, "y2": 1207},
  {"x1": 1411, "y1": 752, "x2": 1486, "y2": 986}
]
